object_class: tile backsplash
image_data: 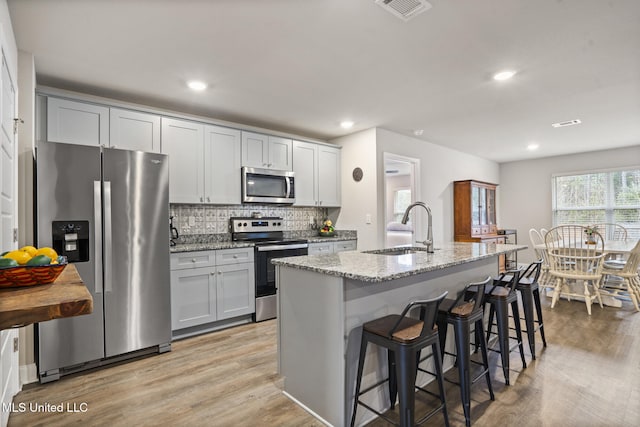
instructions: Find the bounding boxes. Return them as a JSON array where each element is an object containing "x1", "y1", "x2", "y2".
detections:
[{"x1": 170, "y1": 204, "x2": 329, "y2": 236}]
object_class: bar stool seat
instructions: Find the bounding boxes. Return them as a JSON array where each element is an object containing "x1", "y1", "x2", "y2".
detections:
[
  {"x1": 351, "y1": 292, "x2": 449, "y2": 427},
  {"x1": 434, "y1": 277, "x2": 494, "y2": 427}
]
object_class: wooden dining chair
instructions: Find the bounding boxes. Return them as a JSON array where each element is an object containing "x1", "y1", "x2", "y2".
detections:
[{"x1": 545, "y1": 225, "x2": 606, "y2": 315}]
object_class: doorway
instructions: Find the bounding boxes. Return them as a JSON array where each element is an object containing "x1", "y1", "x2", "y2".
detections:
[{"x1": 383, "y1": 153, "x2": 420, "y2": 247}]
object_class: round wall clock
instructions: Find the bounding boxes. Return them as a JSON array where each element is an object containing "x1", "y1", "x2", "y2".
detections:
[{"x1": 352, "y1": 167, "x2": 363, "y2": 182}]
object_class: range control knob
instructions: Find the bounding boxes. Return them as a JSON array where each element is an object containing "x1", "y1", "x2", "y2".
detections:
[
  {"x1": 243, "y1": 222, "x2": 248, "y2": 227},
  {"x1": 277, "y1": 222, "x2": 282, "y2": 226}
]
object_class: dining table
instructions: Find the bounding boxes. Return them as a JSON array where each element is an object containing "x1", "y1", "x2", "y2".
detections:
[{"x1": 535, "y1": 238, "x2": 640, "y2": 308}]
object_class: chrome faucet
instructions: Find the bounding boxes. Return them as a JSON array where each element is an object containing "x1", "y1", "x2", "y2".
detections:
[{"x1": 401, "y1": 201, "x2": 434, "y2": 253}]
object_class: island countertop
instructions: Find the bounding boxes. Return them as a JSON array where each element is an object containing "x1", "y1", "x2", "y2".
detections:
[{"x1": 272, "y1": 241, "x2": 527, "y2": 282}]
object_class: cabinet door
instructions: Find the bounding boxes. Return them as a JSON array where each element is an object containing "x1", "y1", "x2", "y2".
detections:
[
  {"x1": 110, "y1": 108, "x2": 160, "y2": 152},
  {"x1": 486, "y1": 187, "x2": 497, "y2": 234},
  {"x1": 204, "y1": 125, "x2": 241, "y2": 204},
  {"x1": 241, "y1": 131, "x2": 268, "y2": 168},
  {"x1": 317, "y1": 145, "x2": 341, "y2": 207},
  {"x1": 216, "y1": 263, "x2": 255, "y2": 320},
  {"x1": 308, "y1": 242, "x2": 333, "y2": 255},
  {"x1": 333, "y1": 240, "x2": 357, "y2": 253},
  {"x1": 170, "y1": 268, "x2": 217, "y2": 330},
  {"x1": 47, "y1": 97, "x2": 109, "y2": 146},
  {"x1": 292, "y1": 140, "x2": 318, "y2": 206},
  {"x1": 268, "y1": 136, "x2": 293, "y2": 171},
  {"x1": 161, "y1": 117, "x2": 204, "y2": 203}
]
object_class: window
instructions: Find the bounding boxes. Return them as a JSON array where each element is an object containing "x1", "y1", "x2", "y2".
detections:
[
  {"x1": 393, "y1": 189, "x2": 412, "y2": 222},
  {"x1": 552, "y1": 168, "x2": 640, "y2": 239}
]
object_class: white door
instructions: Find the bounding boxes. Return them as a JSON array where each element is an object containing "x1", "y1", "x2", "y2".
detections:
[
  {"x1": 47, "y1": 97, "x2": 109, "y2": 146},
  {"x1": 267, "y1": 136, "x2": 292, "y2": 171},
  {"x1": 241, "y1": 131, "x2": 268, "y2": 168},
  {"x1": 161, "y1": 117, "x2": 204, "y2": 204},
  {"x1": 203, "y1": 125, "x2": 241, "y2": 204},
  {"x1": 292, "y1": 140, "x2": 317, "y2": 206},
  {"x1": 216, "y1": 263, "x2": 255, "y2": 320},
  {"x1": 317, "y1": 145, "x2": 341, "y2": 207},
  {"x1": 0, "y1": 52, "x2": 19, "y2": 427},
  {"x1": 110, "y1": 108, "x2": 160, "y2": 152}
]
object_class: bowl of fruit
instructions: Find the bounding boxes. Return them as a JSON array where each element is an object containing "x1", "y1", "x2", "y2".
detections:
[
  {"x1": 0, "y1": 246, "x2": 67, "y2": 288},
  {"x1": 318, "y1": 219, "x2": 335, "y2": 237}
]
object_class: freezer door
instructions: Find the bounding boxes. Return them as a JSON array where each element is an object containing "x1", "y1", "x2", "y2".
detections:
[
  {"x1": 102, "y1": 148, "x2": 171, "y2": 356},
  {"x1": 36, "y1": 143, "x2": 105, "y2": 373}
]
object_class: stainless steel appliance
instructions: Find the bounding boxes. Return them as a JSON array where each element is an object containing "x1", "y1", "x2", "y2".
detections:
[
  {"x1": 231, "y1": 217, "x2": 307, "y2": 321},
  {"x1": 241, "y1": 167, "x2": 296, "y2": 204},
  {"x1": 35, "y1": 142, "x2": 171, "y2": 383}
]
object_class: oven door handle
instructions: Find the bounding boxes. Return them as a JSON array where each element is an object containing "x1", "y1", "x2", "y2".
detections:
[{"x1": 257, "y1": 243, "x2": 308, "y2": 252}]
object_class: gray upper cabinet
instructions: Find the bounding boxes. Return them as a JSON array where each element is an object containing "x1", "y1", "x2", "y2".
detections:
[
  {"x1": 161, "y1": 118, "x2": 241, "y2": 205},
  {"x1": 204, "y1": 125, "x2": 241, "y2": 205},
  {"x1": 293, "y1": 140, "x2": 341, "y2": 207},
  {"x1": 317, "y1": 144, "x2": 341, "y2": 207},
  {"x1": 161, "y1": 117, "x2": 204, "y2": 204},
  {"x1": 47, "y1": 97, "x2": 109, "y2": 146},
  {"x1": 241, "y1": 131, "x2": 292, "y2": 171},
  {"x1": 110, "y1": 108, "x2": 161, "y2": 152}
]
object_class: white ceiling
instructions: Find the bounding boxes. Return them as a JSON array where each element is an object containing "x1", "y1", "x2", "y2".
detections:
[{"x1": 7, "y1": 0, "x2": 640, "y2": 163}]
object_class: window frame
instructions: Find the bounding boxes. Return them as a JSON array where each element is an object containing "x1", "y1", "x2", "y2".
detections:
[{"x1": 551, "y1": 166, "x2": 640, "y2": 234}]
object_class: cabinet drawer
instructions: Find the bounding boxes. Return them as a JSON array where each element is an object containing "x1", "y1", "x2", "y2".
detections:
[
  {"x1": 308, "y1": 242, "x2": 332, "y2": 255},
  {"x1": 171, "y1": 251, "x2": 216, "y2": 270},
  {"x1": 480, "y1": 226, "x2": 490, "y2": 234},
  {"x1": 216, "y1": 247, "x2": 254, "y2": 265},
  {"x1": 334, "y1": 240, "x2": 357, "y2": 253},
  {"x1": 471, "y1": 227, "x2": 481, "y2": 235},
  {"x1": 496, "y1": 237, "x2": 506, "y2": 244}
]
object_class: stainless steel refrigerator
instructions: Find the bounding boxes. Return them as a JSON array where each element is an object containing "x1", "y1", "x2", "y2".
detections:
[{"x1": 35, "y1": 142, "x2": 171, "y2": 383}]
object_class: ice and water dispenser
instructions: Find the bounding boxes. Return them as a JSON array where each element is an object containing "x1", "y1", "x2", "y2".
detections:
[{"x1": 52, "y1": 221, "x2": 90, "y2": 262}]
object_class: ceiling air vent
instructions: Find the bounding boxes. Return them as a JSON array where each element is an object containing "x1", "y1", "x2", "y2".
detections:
[
  {"x1": 375, "y1": 0, "x2": 432, "y2": 22},
  {"x1": 551, "y1": 119, "x2": 582, "y2": 128}
]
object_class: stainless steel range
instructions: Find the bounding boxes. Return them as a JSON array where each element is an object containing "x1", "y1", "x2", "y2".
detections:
[{"x1": 230, "y1": 217, "x2": 308, "y2": 322}]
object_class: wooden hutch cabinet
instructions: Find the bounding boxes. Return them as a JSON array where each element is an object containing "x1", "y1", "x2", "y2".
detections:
[{"x1": 454, "y1": 180, "x2": 507, "y2": 269}]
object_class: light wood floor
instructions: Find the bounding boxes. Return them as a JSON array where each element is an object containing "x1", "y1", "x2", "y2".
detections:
[{"x1": 8, "y1": 296, "x2": 640, "y2": 427}]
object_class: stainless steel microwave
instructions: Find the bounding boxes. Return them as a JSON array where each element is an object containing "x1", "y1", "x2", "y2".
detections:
[{"x1": 241, "y1": 167, "x2": 295, "y2": 204}]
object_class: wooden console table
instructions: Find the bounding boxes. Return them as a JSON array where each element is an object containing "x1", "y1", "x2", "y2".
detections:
[{"x1": 0, "y1": 264, "x2": 93, "y2": 330}]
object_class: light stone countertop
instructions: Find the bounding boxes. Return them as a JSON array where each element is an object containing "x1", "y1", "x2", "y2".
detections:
[
  {"x1": 170, "y1": 235, "x2": 357, "y2": 253},
  {"x1": 272, "y1": 242, "x2": 527, "y2": 283}
]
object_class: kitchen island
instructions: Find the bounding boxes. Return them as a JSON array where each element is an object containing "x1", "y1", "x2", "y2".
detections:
[{"x1": 273, "y1": 241, "x2": 526, "y2": 427}]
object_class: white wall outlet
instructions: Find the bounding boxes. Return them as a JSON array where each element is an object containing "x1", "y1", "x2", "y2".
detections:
[
  {"x1": 365, "y1": 214, "x2": 372, "y2": 224},
  {"x1": 189, "y1": 216, "x2": 196, "y2": 226}
]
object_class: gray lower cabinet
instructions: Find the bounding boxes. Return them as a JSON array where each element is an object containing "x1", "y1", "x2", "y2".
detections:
[
  {"x1": 170, "y1": 248, "x2": 255, "y2": 331},
  {"x1": 308, "y1": 240, "x2": 357, "y2": 255}
]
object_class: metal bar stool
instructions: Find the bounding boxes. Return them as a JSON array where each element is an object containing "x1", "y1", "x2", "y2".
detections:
[
  {"x1": 485, "y1": 268, "x2": 527, "y2": 385},
  {"x1": 433, "y1": 277, "x2": 494, "y2": 427},
  {"x1": 351, "y1": 292, "x2": 449, "y2": 427},
  {"x1": 515, "y1": 260, "x2": 547, "y2": 358}
]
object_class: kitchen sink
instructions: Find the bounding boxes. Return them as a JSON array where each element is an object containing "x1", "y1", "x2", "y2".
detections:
[{"x1": 364, "y1": 246, "x2": 430, "y2": 256}]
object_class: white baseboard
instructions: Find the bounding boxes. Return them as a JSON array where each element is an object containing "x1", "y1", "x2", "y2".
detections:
[{"x1": 19, "y1": 363, "x2": 38, "y2": 386}]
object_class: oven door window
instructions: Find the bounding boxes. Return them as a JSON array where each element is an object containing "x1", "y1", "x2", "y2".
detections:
[
  {"x1": 256, "y1": 248, "x2": 307, "y2": 297},
  {"x1": 246, "y1": 174, "x2": 287, "y2": 198}
]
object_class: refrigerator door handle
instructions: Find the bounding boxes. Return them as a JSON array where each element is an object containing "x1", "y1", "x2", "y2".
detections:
[
  {"x1": 104, "y1": 181, "x2": 113, "y2": 293},
  {"x1": 94, "y1": 181, "x2": 103, "y2": 294}
]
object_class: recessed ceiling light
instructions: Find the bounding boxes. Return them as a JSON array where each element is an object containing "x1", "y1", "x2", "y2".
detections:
[
  {"x1": 551, "y1": 119, "x2": 581, "y2": 128},
  {"x1": 493, "y1": 70, "x2": 516, "y2": 81},
  {"x1": 527, "y1": 143, "x2": 539, "y2": 151},
  {"x1": 413, "y1": 129, "x2": 424, "y2": 136},
  {"x1": 340, "y1": 120, "x2": 354, "y2": 129},
  {"x1": 187, "y1": 80, "x2": 207, "y2": 91}
]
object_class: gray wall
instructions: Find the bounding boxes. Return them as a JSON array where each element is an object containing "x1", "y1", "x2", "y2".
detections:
[{"x1": 499, "y1": 145, "x2": 640, "y2": 263}]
